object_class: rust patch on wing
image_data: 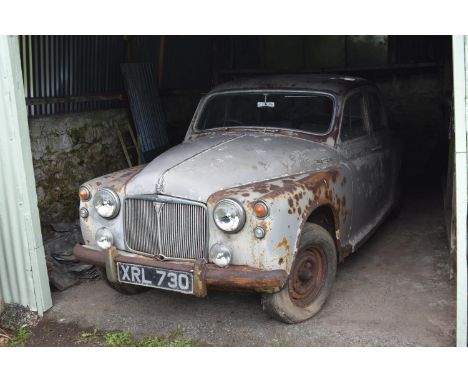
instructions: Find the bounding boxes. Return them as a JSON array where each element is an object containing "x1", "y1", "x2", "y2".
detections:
[
  {"x1": 276, "y1": 237, "x2": 291, "y2": 270},
  {"x1": 207, "y1": 166, "x2": 350, "y2": 261},
  {"x1": 276, "y1": 237, "x2": 289, "y2": 251},
  {"x1": 90, "y1": 164, "x2": 146, "y2": 193}
]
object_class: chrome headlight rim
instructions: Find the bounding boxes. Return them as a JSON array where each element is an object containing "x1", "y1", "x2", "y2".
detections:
[
  {"x1": 213, "y1": 198, "x2": 246, "y2": 233},
  {"x1": 93, "y1": 188, "x2": 121, "y2": 219}
]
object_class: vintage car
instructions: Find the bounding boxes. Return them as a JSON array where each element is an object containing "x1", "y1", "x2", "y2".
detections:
[{"x1": 74, "y1": 75, "x2": 401, "y2": 323}]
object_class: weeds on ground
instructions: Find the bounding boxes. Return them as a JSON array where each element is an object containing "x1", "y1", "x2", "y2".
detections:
[
  {"x1": 80, "y1": 328, "x2": 100, "y2": 339},
  {"x1": 79, "y1": 326, "x2": 197, "y2": 347},
  {"x1": 269, "y1": 339, "x2": 290, "y2": 347},
  {"x1": 104, "y1": 332, "x2": 133, "y2": 347},
  {"x1": 8, "y1": 327, "x2": 32, "y2": 346},
  {"x1": 134, "y1": 335, "x2": 197, "y2": 347},
  {"x1": 77, "y1": 328, "x2": 103, "y2": 346}
]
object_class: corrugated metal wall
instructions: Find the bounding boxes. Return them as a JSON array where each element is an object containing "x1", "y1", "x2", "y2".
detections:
[
  {"x1": 121, "y1": 63, "x2": 169, "y2": 161},
  {"x1": 0, "y1": 36, "x2": 52, "y2": 314},
  {"x1": 19, "y1": 35, "x2": 127, "y2": 117}
]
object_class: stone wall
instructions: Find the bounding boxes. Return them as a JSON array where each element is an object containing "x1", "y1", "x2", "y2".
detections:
[{"x1": 29, "y1": 109, "x2": 134, "y2": 231}]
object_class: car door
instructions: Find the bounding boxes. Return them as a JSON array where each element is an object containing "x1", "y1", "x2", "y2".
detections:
[
  {"x1": 337, "y1": 89, "x2": 383, "y2": 246},
  {"x1": 365, "y1": 87, "x2": 394, "y2": 216}
]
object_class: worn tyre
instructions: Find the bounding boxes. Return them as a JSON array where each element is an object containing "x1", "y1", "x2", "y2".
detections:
[
  {"x1": 262, "y1": 223, "x2": 337, "y2": 324},
  {"x1": 99, "y1": 268, "x2": 148, "y2": 295}
]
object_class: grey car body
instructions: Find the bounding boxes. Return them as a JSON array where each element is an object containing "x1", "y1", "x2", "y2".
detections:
[{"x1": 76, "y1": 75, "x2": 401, "y2": 322}]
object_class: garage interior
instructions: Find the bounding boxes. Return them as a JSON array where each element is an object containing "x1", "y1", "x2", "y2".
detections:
[{"x1": 9, "y1": 35, "x2": 458, "y2": 345}]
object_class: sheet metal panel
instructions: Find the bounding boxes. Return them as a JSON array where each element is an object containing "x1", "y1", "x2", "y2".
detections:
[
  {"x1": 121, "y1": 63, "x2": 169, "y2": 162},
  {"x1": 0, "y1": 36, "x2": 52, "y2": 314}
]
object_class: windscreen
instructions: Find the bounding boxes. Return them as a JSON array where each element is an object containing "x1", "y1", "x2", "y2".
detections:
[{"x1": 197, "y1": 92, "x2": 334, "y2": 134}]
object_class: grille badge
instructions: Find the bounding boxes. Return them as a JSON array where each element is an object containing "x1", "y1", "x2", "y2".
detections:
[
  {"x1": 153, "y1": 202, "x2": 164, "y2": 256},
  {"x1": 153, "y1": 201, "x2": 164, "y2": 216}
]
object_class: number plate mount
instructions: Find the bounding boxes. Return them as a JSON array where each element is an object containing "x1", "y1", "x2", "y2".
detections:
[{"x1": 117, "y1": 262, "x2": 194, "y2": 294}]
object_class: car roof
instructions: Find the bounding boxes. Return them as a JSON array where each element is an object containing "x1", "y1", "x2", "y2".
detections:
[{"x1": 210, "y1": 74, "x2": 372, "y2": 95}]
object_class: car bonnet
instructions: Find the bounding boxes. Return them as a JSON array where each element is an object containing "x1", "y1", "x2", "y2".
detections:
[{"x1": 125, "y1": 131, "x2": 338, "y2": 202}]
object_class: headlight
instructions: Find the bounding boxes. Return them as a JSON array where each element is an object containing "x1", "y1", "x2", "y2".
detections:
[
  {"x1": 95, "y1": 227, "x2": 114, "y2": 250},
  {"x1": 213, "y1": 199, "x2": 245, "y2": 232},
  {"x1": 93, "y1": 188, "x2": 120, "y2": 219}
]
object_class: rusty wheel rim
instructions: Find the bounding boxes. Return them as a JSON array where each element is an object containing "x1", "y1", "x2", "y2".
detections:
[{"x1": 288, "y1": 246, "x2": 327, "y2": 307}]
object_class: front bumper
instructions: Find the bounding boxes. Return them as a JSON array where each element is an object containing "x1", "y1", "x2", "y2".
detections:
[{"x1": 73, "y1": 244, "x2": 288, "y2": 296}]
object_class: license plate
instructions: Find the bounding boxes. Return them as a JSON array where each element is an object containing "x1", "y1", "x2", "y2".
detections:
[{"x1": 117, "y1": 262, "x2": 193, "y2": 294}]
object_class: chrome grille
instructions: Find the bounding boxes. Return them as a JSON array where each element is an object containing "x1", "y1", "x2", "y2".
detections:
[{"x1": 124, "y1": 196, "x2": 207, "y2": 260}]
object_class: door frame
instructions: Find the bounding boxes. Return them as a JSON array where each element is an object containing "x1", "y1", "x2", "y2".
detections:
[{"x1": 452, "y1": 35, "x2": 468, "y2": 347}]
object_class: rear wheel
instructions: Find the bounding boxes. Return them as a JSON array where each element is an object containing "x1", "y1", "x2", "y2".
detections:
[{"x1": 262, "y1": 223, "x2": 337, "y2": 323}]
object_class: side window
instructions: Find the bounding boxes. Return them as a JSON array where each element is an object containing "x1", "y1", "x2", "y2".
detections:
[
  {"x1": 341, "y1": 92, "x2": 367, "y2": 141},
  {"x1": 367, "y1": 91, "x2": 386, "y2": 132}
]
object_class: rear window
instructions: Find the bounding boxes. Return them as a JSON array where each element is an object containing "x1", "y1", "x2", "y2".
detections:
[{"x1": 197, "y1": 92, "x2": 335, "y2": 135}]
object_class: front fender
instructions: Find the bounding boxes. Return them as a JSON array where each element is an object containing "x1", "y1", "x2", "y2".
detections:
[
  {"x1": 207, "y1": 168, "x2": 351, "y2": 273},
  {"x1": 79, "y1": 165, "x2": 146, "y2": 247}
]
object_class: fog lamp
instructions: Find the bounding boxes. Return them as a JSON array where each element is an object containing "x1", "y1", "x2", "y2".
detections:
[
  {"x1": 210, "y1": 243, "x2": 232, "y2": 268},
  {"x1": 95, "y1": 227, "x2": 114, "y2": 250}
]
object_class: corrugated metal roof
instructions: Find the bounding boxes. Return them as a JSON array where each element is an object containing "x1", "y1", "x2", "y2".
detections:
[{"x1": 19, "y1": 35, "x2": 127, "y2": 117}]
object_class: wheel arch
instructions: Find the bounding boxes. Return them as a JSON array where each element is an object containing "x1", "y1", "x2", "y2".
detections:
[{"x1": 304, "y1": 203, "x2": 343, "y2": 260}]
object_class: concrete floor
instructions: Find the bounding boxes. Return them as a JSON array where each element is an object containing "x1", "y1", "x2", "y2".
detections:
[{"x1": 48, "y1": 187, "x2": 456, "y2": 346}]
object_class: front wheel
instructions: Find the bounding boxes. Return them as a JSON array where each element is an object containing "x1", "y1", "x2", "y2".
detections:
[
  {"x1": 262, "y1": 223, "x2": 337, "y2": 323},
  {"x1": 99, "y1": 268, "x2": 148, "y2": 295}
]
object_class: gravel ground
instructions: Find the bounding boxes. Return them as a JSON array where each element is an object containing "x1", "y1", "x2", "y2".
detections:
[{"x1": 47, "y1": 187, "x2": 456, "y2": 346}]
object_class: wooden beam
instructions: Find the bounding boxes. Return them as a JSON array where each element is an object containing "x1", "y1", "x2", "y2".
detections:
[{"x1": 25, "y1": 92, "x2": 126, "y2": 105}]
